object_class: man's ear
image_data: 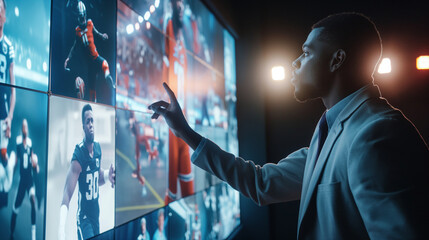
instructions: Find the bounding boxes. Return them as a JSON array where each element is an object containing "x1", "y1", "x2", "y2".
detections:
[{"x1": 330, "y1": 49, "x2": 346, "y2": 72}]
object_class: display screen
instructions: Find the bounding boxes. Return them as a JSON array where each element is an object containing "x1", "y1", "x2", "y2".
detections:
[
  {"x1": 0, "y1": 0, "x2": 238, "y2": 239},
  {"x1": 1, "y1": 0, "x2": 51, "y2": 92},
  {"x1": 167, "y1": 182, "x2": 240, "y2": 240},
  {"x1": 115, "y1": 108, "x2": 168, "y2": 226},
  {"x1": 45, "y1": 97, "x2": 115, "y2": 240},
  {"x1": 50, "y1": 0, "x2": 117, "y2": 106},
  {"x1": 0, "y1": 84, "x2": 48, "y2": 239},
  {"x1": 115, "y1": 207, "x2": 170, "y2": 239},
  {"x1": 116, "y1": 0, "x2": 166, "y2": 112}
]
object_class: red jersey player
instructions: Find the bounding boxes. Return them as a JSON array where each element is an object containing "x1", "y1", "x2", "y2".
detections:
[
  {"x1": 162, "y1": 0, "x2": 197, "y2": 204},
  {"x1": 65, "y1": 1, "x2": 115, "y2": 102}
]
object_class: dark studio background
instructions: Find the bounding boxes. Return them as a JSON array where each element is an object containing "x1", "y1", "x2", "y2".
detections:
[{"x1": 202, "y1": 0, "x2": 429, "y2": 239}]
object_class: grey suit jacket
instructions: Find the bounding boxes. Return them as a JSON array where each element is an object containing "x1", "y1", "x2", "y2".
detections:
[{"x1": 191, "y1": 85, "x2": 429, "y2": 239}]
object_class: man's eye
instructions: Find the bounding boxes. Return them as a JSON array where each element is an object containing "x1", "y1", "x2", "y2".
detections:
[{"x1": 303, "y1": 51, "x2": 309, "y2": 57}]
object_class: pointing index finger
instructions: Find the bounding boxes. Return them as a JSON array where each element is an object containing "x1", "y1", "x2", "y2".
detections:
[{"x1": 163, "y1": 82, "x2": 178, "y2": 103}]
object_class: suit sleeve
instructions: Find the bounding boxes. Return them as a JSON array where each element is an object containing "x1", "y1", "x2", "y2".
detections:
[
  {"x1": 191, "y1": 138, "x2": 307, "y2": 206},
  {"x1": 348, "y1": 117, "x2": 429, "y2": 239}
]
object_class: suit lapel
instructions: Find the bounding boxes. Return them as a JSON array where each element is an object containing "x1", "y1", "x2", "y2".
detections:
[
  {"x1": 297, "y1": 84, "x2": 381, "y2": 237},
  {"x1": 297, "y1": 123, "x2": 344, "y2": 230}
]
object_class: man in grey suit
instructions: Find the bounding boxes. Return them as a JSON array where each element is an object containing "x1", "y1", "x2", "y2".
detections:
[{"x1": 149, "y1": 13, "x2": 429, "y2": 239}]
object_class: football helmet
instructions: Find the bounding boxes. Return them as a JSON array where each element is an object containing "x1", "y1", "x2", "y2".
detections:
[{"x1": 77, "y1": 1, "x2": 87, "y2": 27}]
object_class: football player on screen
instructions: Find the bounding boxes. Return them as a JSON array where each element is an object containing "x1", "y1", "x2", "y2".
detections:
[
  {"x1": 10, "y1": 119, "x2": 39, "y2": 240},
  {"x1": 129, "y1": 111, "x2": 161, "y2": 187},
  {"x1": 162, "y1": 0, "x2": 196, "y2": 204},
  {"x1": 137, "y1": 217, "x2": 150, "y2": 240},
  {"x1": 64, "y1": 1, "x2": 115, "y2": 102},
  {"x1": 58, "y1": 104, "x2": 115, "y2": 240},
  {"x1": 0, "y1": 0, "x2": 16, "y2": 206}
]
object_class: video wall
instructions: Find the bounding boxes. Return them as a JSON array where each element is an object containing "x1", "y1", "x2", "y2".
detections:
[{"x1": 0, "y1": 0, "x2": 239, "y2": 239}]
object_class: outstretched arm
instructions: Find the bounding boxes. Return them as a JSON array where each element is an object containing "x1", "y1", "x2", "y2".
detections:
[
  {"x1": 93, "y1": 24, "x2": 108, "y2": 40},
  {"x1": 61, "y1": 160, "x2": 81, "y2": 207},
  {"x1": 65, "y1": 39, "x2": 77, "y2": 69},
  {"x1": 149, "y1": 83, "x2": 307, "y2": 205},
  {"x1": 59, "y1": 160, "x2": 81, "y2": 240}
]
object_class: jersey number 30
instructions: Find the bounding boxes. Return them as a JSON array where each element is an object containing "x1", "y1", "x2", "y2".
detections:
[{"x1": 86, "y1": 171, "x2": 99, "y2": 200}]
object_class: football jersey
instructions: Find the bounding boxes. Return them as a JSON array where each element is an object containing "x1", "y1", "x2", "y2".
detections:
[
  {"x1": 16, "y1": 136, "x2": 34, "y2": 186},
  {"x1": 75, "y1": 20, "x2": 99, "y2": 60},
  {"x1": 164, "y1": 19, "x2": 187, "y2": 108},
  {"x1": 0, "y1": 84, "x2": 10, "y2": 120},
  {"x1": 72, "y1": 141, "x2": 102, "y2": 222},
  {"x1": 0, "y1": 35, "x2": 14, "y2": 84}
]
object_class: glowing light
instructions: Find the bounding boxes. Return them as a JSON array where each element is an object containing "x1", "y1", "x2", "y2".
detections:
[
  {"x1": 135, "y1": 22, "x2": 140, "y2": 31},
  {"x1": 150, "y1": 5, "x2": 155, "y2": 13},
  {"x1": 26, "y1": 58, "x2": 32, "y2": 70},
  {"x1": 378, "y1": 58, "x2": 391, "y2": 74},
  {"x1": 144, "y1": 11, "x2": 150, "y2": 21},
  {"x1": 271, "y1": 66, "x2": 285, "y2": 81},
  {"x1": 43, "y1": 62, "x2": 48, "y2": 72},
  {"x1": 146, "y1": 22, "x2": 151, "y2": 30},
  {"x1": 416, "y1": 56, "x2": 429, "y2": 70},
  {"x1": 138, "y1": 15, "x2": 144, "y2": 23},
  {"x1": 126, "y1": 24, "x2": 134, "y2": 34},
  {"x1": 14, "y1": 7, "x2": 19, "y2": 17},
  {"x1": 155, "y1": 0, "x2": 160, "y2": 8}
]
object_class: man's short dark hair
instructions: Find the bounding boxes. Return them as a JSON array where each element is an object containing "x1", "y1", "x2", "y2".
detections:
[
  {"x1": 312, "y1": 12, "x2": 382, "y2": 76},
  {"x1": 82, "y1": 104, "x2": 92, "y2": 124}
]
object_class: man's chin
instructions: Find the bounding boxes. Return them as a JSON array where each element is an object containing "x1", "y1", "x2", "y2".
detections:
[{"x1": 293, "y1": 89, "x2": 309, "y2": 103}]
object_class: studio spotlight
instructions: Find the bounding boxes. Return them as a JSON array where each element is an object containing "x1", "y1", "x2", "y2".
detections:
[
  {"x1": 272, "y1": 66, "x2": 285, "y2": 81},
  {"x1": 378, "y1": 58, "x2": 391, "y2": 74},
  {"x1": 416, "y1": 56, "x2": 429, "y2": 70}
]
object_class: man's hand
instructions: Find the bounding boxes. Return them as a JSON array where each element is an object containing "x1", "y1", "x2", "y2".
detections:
[
  {"x1": 102, "y1": 33, "x2": 109, "y2": 40},
  {"x1": 108, "y1": 164, "x2": 115, "y2": 188},
  {"x1": 148, "y1": 83, "x2": 190, "y2": 139},
  {"x1": 148, "y1": 83, "x2": 202, "y2": 150}
]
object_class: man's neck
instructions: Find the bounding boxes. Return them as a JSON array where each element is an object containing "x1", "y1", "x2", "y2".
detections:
[
  {"x1": 322, "y1": 76, "x2": 370, "y2": 109},
  {"x1": 84, "y1": 139, "x2": 94, "y2": 157}
]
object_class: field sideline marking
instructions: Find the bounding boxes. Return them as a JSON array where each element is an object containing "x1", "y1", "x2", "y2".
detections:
[{"x1": 115, "y1": 149, "x2": 165, "y2": 207}]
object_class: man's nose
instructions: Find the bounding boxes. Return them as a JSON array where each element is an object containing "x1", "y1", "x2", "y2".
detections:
[{"x1": 292, "y1": 58, "x2": 300, "y2": 69}]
